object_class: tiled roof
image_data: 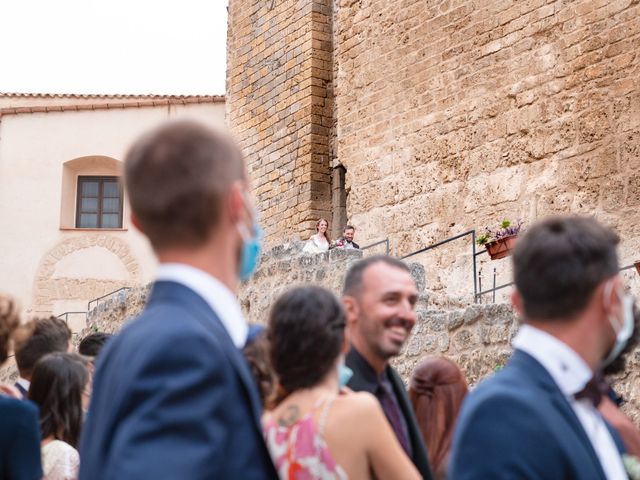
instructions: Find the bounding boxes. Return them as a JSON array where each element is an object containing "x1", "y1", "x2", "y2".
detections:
[
  {"x1": 0, "y1": 92, "x2": 224, "y2": 100},
  {"x1": 0, "y1": 93, "x2": 225, "y2": 116}
]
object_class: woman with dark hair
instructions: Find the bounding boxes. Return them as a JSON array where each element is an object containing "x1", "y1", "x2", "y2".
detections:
[
  {"x1": 29, "y1": 352, "x2": 90, "y2": 480},
  {"x1": 303, "y1": 218, "x2": 331, "y2": 254},
  {"x1": 264, "y1": 286, "x2": 420, "y2": 480},
  {"x1": 409, "y1": 357, "x2": 468, "y2": 480},
  {"x1": 0, "y1": 294, "x2": 43, "y2": 479}
]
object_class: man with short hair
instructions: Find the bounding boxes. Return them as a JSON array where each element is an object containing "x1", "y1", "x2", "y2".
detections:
[
  {"x1": 342, "y1": 255, "x2": 434, "y2": 480},
  {"x1": 450, "y1": 216, "x2": 629, "y2": 479},
  {"x1": 78, "y1": 332, "x2": 112, "y2": 359},
  {"x1": 80, "y1": 121, "x2": 277, "y2": 479},
  {"x1": 13, "y1": 316, "x2": 72, "y2": 397},
  {"x1": 334, "y1": 225, "x2": 360, "y2": 249}
]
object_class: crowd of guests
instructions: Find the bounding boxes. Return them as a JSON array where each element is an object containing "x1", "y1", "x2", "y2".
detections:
[
  {"x1": 2, "y1": 121, "x2": 640, "y2": 480},
  {"x1": 0, "y1": 305, "x2": 111, "y2": 479}
]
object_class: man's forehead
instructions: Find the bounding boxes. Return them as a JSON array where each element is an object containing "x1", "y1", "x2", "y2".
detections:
[{"x1": 362, "y1": 262, "x2": 416, "y2": 293}]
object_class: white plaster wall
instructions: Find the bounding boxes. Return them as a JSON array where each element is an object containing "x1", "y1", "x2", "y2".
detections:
[{"x1": 0, "y1": 101, "x2": 226, "y2": 322}]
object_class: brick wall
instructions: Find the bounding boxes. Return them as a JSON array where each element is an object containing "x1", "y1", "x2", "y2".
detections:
[
  {"x1": 332, "y1": 0, "x2": 640, "y2": 296},
  {"x1": 228, "y1": 0, "x2": 640, "y2": 299},
  {"x1": 227, "y1": 0, "x2": 334, "y2": 243}
]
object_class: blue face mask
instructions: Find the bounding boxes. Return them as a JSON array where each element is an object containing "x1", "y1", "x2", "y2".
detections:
[
  {"x1": 602, "y1": 282, "x2": 635, "y2": 368},
  {"x1": 238, "y1": 221, "x2": 262, "y2": 282},
  {"x1": 338, "y1": 364, "x2": 353, "y2": 388}
]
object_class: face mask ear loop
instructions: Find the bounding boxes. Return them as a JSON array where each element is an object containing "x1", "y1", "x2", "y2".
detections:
[
  {"x1": 603, "y1": 280, "x2": 614, "y2": 311},
  {"x1": 603, "y1": 279, "x2": 624, "y2": 336},
  {"x1": 236, "y1": 221, "x2": 250, "y2": 242}
]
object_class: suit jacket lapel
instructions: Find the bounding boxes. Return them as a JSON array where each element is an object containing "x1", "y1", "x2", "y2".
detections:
[
  {"x1": 512, "y1": 350, "x2": 608, "y2": 480},
  {"x1": 387, "y1": 367, "x2": 434, "y2": 480},
  {"x1": 147, "y1": 282, "x2": 264, "y2": 426}
]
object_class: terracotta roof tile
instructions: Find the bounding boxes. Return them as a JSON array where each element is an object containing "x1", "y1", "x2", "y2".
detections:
[
  {"x1": 0, "y1": 92, "x2": 224, "y2": 100},
  {"x1": 0, "y1": 93, "x2": 225, "y2": 117}
]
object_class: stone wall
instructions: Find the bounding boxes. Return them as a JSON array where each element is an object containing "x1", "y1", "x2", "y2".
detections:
[
  {"x1": 227, "y1": 0, "x2": 334, "y2": 242},
  {"x1": 336, "y1": 1, "x2": 639, "y2": 220},
  {"x1": 333, "y1": 0, "x2": 640, "y2": 298},
  {"x1": 227, "y1": 0, "x2": 640, "y2": 300},
  {"x1": 72, "y1": 246, "x2": 640, "y2": 424}
]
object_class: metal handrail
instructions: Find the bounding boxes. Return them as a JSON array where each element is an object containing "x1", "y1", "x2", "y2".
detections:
[
  {"x1": 361, "y1": 238, "x2": 390, "y2": 255},
  {"x1": 87, "y1": 286, "x2": 131, "y2": 312},
  {"x1": 475, "y1": 262, "x2": 640, "y2": 303},
  {"x1": 56, "y1": 311, "x2": 88, "y2": 325},
  {"x1": 399, "y1": 230, "x2": 479, "y2": 302}
]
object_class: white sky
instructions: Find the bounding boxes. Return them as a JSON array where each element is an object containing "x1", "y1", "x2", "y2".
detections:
[{"x1": 0, "y1": 0, "x2": 229, "y2": 95}]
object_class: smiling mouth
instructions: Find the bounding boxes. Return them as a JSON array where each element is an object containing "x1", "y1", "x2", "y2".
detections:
[{"x1": 386, "y1": 325, "x2": 409, "y2": 344}]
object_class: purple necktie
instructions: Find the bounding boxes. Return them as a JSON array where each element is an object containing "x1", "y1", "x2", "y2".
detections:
[{"x1": 377, "y1": 384, "x2": 412, "y2": 457}]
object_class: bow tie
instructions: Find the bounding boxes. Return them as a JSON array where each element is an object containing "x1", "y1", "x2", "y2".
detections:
[{"x1": 574, "y1": 374, "x2": 605, "y2": 408}]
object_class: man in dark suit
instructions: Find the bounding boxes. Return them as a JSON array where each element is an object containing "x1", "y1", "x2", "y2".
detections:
[
  {"x1": 79, "y1": 122, "x2": 277, "y2": 479},
  {"x1": 450, "y1": 216, "x2": 630, "y2": 479},
  {"x1": 334, "y1": 225, "x2": 360, "y2": 249},
  {"x1": 342, "y1": 255, "x2": 434, "y2": 480}
]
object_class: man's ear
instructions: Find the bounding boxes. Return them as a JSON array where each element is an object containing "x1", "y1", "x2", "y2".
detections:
[
  {"x1": 226, "y1": 181, "x2": 246, "y2": 224},
  {"x1": 342, "y1": 295, "x2": 359, "y2": 326}
]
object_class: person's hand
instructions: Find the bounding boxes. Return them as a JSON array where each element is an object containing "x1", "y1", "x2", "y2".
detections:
[{"x1": 0, "y1": 383, "x2": 23, "y2": 399}]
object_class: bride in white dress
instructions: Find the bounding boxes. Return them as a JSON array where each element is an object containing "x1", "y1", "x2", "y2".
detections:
[
  {"x1": 303, "y1": 218, "x2": 331, "y2": 254},
  {"x1": 29, "y1": 352, "x2": 91, "y2": 480}
]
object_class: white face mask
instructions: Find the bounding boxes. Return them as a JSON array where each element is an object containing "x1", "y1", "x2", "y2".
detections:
[{"x1": 602, "y1": 281, "x2": 635, "y2": 368}]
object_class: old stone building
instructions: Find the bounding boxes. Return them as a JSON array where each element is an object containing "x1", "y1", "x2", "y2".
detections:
[{"x1": 227, "y1": 0, "x2": 640, "y2": 301}]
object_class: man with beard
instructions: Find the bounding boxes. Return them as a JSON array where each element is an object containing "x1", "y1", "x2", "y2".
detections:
[
  {"x1": 342, "y1": 256, "x2": 434, "y2": 480},
  {"x1": 450, "y1": 216, "x2": 629, "y2": 479}
]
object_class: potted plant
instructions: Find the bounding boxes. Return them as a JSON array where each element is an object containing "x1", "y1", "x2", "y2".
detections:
[
  {"x1": 476, "y1": 220, "x2": 524, "y2": 260},
  {"x1": 634, "y1": 260, "x2": 640, "y2": 276}
]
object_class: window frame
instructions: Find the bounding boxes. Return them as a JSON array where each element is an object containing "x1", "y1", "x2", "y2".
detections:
[{"x1": 75, "y1": 175, "x2": 123, "y2": 229}]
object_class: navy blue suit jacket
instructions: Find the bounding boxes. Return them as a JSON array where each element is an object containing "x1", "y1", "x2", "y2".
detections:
[
  {"x1": 79, "y1": 281, "x2": 277, "y2": 480},
  {"x1": 450, "y1": 350, "x2": 625, "y2": 479},
  {"x1": 0, "y1": 396, "x2": 42, "y2": 480}
]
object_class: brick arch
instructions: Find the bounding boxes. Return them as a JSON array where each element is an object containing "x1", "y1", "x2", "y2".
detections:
[{"x1": 31, "y1": 234, "x2": 141, "y2": 315}]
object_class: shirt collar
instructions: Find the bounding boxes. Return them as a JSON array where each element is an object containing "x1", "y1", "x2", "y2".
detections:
[
  {"x1": 156, "y1": 263, "x2": 248, "y2": 348},
  {"x1": 16, "y1": 377, "x2": 30, "y2": 391},
  {"x1": 346, "y1": 346, "x2": 388, "y2": 392},
  {"x1": 512, "y1": 324, "x2": 592, "y2": 396}
]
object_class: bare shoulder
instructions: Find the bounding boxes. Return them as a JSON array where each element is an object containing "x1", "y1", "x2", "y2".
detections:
[{"x1": 332, "y1": 391, "x2": 382, "y2": 417}]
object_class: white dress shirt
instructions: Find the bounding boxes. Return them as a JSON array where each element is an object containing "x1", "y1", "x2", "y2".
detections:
[
  {"x1": 155, "y1": 263, "x2": 248, "y2": 349},
  {"x1": 16, "y1": 377, "x2": 30, "y2": 393},
  {"x1": 513, "y1": 325, "x2": 627, "y2": 480}
]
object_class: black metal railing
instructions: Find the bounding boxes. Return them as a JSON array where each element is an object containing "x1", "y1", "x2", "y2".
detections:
[
  {"x1": 54, "y1": 286, "x2": 132, "y2": 329},
  {"x1": 400, "y1": 230, "x2": 480, "y2": 302},
  {"x1": 56, "y1": 311, "x2": 88, "y2": 324},
  {"x1": 361, "y1": 238, "x2": 390, "y2": 255},
  {"x1": 87, "y1": 286, "x2": 132, "y2": 312}
]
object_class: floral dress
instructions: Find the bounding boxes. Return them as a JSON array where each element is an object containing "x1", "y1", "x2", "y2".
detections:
[{"x1": 263, "y1": 397, "x2": 348, "y2": 480}]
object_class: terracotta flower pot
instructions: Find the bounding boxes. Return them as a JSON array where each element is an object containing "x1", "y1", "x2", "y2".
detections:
[
  {"x1": 634, "y1": 261, "x2": 640, "y2": 276},
  {"x1": 485, "y1": 235, "x2": 518, "y2": 260}
]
